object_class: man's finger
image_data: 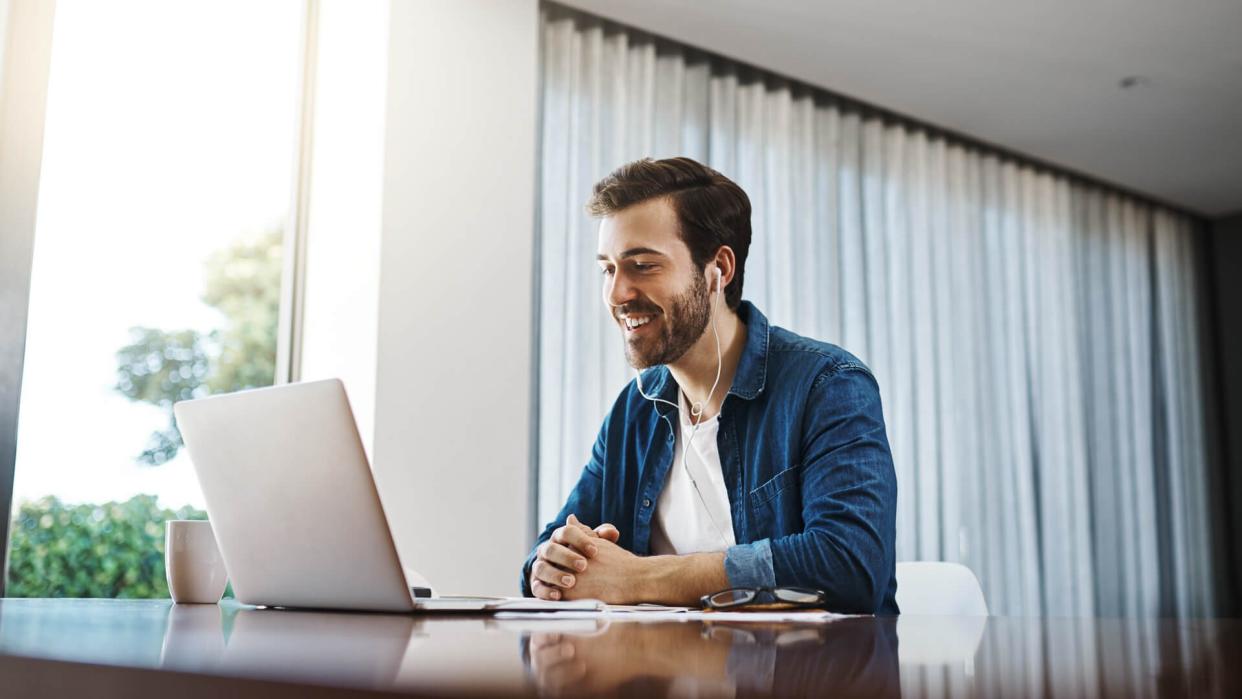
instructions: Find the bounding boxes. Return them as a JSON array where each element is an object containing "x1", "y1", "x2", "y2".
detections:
[
  {"x1": 532, "y1": 579, "x2": 562, "y2": 601},
  {"x1": 566, "y1": 513, "x2": 599, "y2": 536},
  {"x1": 533, "y1": 560, "x2": 577, "y2": 589},
  {"x1": 541, "y1": 541, "x2": 588, "y2": 572},
  {"x1": 554, "y1": 523, "x2": 598, "y2": 540},
  {"x1": 537, "y1": 541, "x2": 580, "y2": 570},
  {"x1": 553, "y1": 523, "x2": 599, "y2": 557},
  {"x1": 594, "y1": 523, "x2": 620, "y2": 543}
]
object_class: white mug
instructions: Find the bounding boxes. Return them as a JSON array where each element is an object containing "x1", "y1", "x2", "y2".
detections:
[{"x1": 165, "y1": 520, "x2": 229, "y2": 604}]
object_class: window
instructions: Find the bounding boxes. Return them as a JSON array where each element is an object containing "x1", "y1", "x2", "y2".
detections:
[{"x1": 6, "y1": 0, "x2": 305, "y2": 598}]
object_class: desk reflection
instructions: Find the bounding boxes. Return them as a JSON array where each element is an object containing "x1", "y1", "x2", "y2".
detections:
[
  {"x1": 111, "y1": 598, "x2": 1232, "y2": 697},
  {"x1": 159, "y1": 604, "x2": 227, "y2": 672},
  {"x1": 160, "y1": 605, "x2": 415, "y2": 691},
  {"x1": 523, "y1": 617, "x2": 900, "y2": 697}
]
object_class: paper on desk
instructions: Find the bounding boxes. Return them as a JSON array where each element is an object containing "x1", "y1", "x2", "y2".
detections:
[
  {"x1": 681, "y1": 610, "x2": 851, "y2": 622},
  {"x1": 487, "y1": 598, "x2": 604, "y2": 612},
  {"x1": 494, "y1": 608, "x2": 851, "y2": 623},
  {"x1": 604, "y1": 603, "x2": 692, "y2": 613}
]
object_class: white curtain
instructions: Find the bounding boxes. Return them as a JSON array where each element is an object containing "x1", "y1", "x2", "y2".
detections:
[{"x1": 536, "y1": 7, "x2": 1215, "y2": 618}]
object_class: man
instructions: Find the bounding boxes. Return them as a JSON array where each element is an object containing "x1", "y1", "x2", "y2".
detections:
[{"x1": 521, "y1": 157, "x2": 898, "y2": 614}]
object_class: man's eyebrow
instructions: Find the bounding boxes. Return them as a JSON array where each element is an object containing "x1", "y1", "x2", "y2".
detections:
[{"x1": 595, "y1": 247, "x2": 669, "y2": 261}]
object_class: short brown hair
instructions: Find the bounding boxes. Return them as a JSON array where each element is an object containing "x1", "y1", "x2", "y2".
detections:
[{"x1": 586, "y1": 157, "x2": 751, "y2": 309}]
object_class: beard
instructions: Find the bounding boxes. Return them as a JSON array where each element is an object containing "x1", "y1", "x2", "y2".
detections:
[{"x1": 615, "y1": 271, "x2": 712, "y2": 369}]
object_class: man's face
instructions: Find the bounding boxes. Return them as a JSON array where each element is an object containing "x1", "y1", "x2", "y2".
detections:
[{"x1": 596, "y1": 198, "x2": 712, "y2": 369}]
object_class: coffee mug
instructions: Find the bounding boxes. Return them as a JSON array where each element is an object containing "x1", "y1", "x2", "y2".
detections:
[{"x1": 165, "y1": 519, "x2": 229, "y2": 604}]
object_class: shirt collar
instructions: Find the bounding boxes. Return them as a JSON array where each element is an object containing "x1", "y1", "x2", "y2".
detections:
[
  {"x1": 638, "y1": 300, "x2": 770, "y2": 413},
  {"x1": 727, "y1": 301, "x2": 769, "y2": 400}
]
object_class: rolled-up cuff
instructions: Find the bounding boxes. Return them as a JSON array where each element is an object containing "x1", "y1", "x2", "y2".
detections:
[
  {"x1": 519, "y1": 550, "x2": 538, "y2": 597},
  {"x1": 724, "y1": 538, "x2": 776, "y2": 589}
]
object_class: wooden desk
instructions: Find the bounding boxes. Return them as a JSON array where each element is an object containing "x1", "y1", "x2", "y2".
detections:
[{"x1": 0, "y1": 599, "x2": 1235, "y2": 697}]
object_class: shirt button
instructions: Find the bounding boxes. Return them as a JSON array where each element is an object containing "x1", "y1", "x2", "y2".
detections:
[{"x1": 643, "y1": 498, "x2": 652, "y2": 508}]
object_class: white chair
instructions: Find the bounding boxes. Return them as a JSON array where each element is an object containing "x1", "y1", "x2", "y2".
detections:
[
  {"x1": 894, "y1": 562, "x2": 989, "y2": 674},
  {"x1": 895, "y1": 561, "x2": 989, "y2": 616}
]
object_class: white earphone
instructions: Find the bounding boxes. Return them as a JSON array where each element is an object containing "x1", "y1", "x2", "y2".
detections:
[
  {"x1": 633, "y1": 264, "x2": 731, "y2": 547},
  {"x1": 634, "y1": 265, "x2": 723, "y2": 416}
]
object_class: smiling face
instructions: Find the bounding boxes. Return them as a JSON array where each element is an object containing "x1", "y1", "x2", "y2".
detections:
[{"x1": 597, "y1": 197, "x2": 713, "y2": 369}]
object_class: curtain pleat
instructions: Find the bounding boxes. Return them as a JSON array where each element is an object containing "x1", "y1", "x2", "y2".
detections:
[{"x1": 536, "y1": 8, "x2": 1214, "y2": 618}]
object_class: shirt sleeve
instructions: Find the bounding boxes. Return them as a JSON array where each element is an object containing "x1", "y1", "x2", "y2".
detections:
[
  {"x1": 723, "y1": 365, "x2": 897, "y2": 613},
  {"x1": 519, "y1": 417, "x2": 608, "y2": 597}
]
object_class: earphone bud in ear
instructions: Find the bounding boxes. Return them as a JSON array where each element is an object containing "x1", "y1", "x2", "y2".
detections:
[{"x1": 715, "y1": 266, "x2": 723, "y2": 292}]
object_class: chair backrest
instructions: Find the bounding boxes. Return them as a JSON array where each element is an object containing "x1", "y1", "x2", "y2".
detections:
[{"x1": 895, "y1": 561, "x2": 989, "y2": 616}]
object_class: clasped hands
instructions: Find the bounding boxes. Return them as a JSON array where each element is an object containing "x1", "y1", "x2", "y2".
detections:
[{"x1": 530, "y1": 514, "x2": 646, "y2": 604}]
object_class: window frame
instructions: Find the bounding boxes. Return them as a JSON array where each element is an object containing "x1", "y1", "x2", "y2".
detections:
[
  {"x1": 0, "y1": 0, "x2": 319, "y2": 596},
  {"x1": 0, "y1": 0, "x2": 56, "y2": 598}
]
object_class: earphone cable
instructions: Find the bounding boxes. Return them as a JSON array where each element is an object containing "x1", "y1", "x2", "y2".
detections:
[{"x1": 632, "y1": 269, "x2": 732, "y2": 547}]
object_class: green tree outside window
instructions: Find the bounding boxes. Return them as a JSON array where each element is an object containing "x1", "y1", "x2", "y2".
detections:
[{"x1": 6, "y1": 229, "x2": 282, "y2": 597}]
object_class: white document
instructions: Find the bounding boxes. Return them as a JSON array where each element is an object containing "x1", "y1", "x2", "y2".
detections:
[
  {"x1": 411, "y1": 596, "x2": 605, "y2": 612},
  {"x1": 494, "y1": 608, "x2": 854, "y2": 623},
  {"x1": 603, "y1": 604, "x2": 693, "y2": 613}
]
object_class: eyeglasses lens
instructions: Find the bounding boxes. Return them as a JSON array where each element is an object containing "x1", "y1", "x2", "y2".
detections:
[
  {"x1": 773, "y1": 588, "x2": 821, "y2": 604},
  {"x1": 709, "y1": 589, "x2": 756, "y2": 607}
]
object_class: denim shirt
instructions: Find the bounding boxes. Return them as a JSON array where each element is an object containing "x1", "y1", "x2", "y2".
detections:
[{"x1": 522, "y1": 301, "x2": 899, "y2": 614}]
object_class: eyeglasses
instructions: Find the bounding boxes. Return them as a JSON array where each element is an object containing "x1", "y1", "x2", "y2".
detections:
[{"x1": 699, "y1": 586, "x2": 827, "y2": 611}]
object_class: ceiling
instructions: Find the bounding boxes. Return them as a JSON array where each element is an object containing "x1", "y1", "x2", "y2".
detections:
[{"x1": 557, "y1": 0, "x2": 1242, "y2": 217}]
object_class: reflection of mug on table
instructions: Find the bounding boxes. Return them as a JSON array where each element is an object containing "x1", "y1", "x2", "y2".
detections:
[
  {"x1": 160, "y1": 603, "x2": 227, "y2": 672},
  {"x1": 165, "y1": 519, "x2": 228, "y2": 604}
]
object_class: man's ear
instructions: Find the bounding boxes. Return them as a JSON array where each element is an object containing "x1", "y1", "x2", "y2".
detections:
[{"x1": 712, "y1": 246, "x2": 737, "y2": 293}]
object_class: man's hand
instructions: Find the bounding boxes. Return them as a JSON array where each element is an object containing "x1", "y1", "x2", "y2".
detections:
[
  {"x1": 530, "y1": 514, "x2": 620, "y2": 601},
  {"x1": 557, "y1": 533, "x2": 647, "y2": 603},
  {"x1": 567, "y1": 544, "x2": 731, "y2": 606},
  {"x1": 531, "y1": 515, "x2": 729, "y2": 605}
]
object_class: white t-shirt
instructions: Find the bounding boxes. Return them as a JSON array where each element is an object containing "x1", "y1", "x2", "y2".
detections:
[{"x1": 649, "y1": 391, "x2": 737, "y2": 555}]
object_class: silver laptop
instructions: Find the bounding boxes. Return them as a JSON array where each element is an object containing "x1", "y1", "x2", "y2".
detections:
[{"x1": 173, "y1": 379, "x2": 600, "y2": 613}]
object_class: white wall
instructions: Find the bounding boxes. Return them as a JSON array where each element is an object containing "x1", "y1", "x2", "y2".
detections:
[
  {"x1": 299, "y1": 0, "x2": 390, "y2": 461},
  {"x1": 373, "y1": 0, "x2": 539, "y2": 596}
]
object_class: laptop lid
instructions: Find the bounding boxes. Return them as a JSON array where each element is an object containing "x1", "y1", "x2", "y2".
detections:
[{"x1": 173, "y1": 379, "x2": 414, "y2": 612}]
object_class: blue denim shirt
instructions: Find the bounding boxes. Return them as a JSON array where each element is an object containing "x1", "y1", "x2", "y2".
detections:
[{"x1": 522, "y1": 301, "x2": 899, "y2": 614}]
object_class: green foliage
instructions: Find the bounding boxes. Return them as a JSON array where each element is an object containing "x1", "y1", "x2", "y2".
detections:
[
  {"x1": 114, "y1": 328, "x2": 212, "y2": 464},
  {"x1": 114, "y1": 229, "x2": 283, "y2": 464},
  {"x1": 201, "y1": 231, "x2": 283, "y2": 392},
  {"x1": 6, "y1": 495, "x2": 205, "y2": 599},
  {"x1": 6, "y1": 234, "x2": 279, "y2": 597}
]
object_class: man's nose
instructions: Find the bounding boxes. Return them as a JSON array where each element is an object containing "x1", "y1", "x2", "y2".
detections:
[{"x1": 604, "y1": 271, "x2": 636, "y2": 309}]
